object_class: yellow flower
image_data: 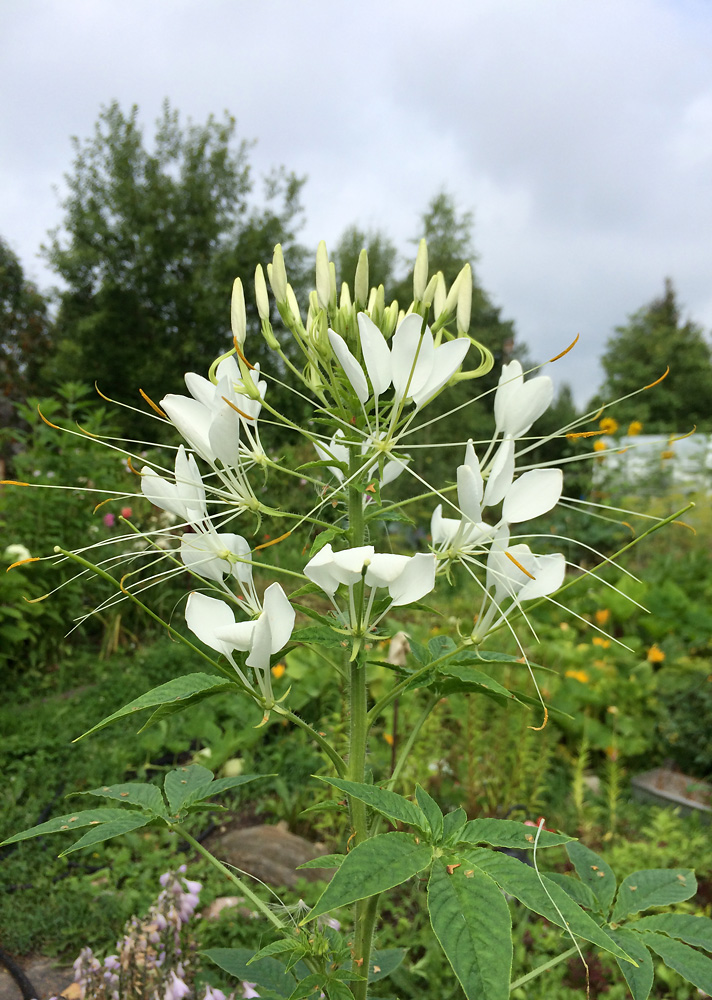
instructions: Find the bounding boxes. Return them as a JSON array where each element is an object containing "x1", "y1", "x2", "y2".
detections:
[
  {"x1": 271, "y1": 662, "x2": 286, "y2": 679},
  {"x1": 594, "y1": 609, "x2": 610, "y2": 626},
  {"x1": 593, "y1": 440, "x2": 607, "y2": 453},
  {"x1": 565, "y1": 669, "x2": 589, "y2": 683},
  {"x1": 599, "y1": 417, "x2": 619, "y2": 435},
  {"x1": 627, "y1": 420, "x2": 643, "y2": 436},
  {"x1": 660, "y1": 450, "x2": 675, "y2": 461},
  {"x1": 383, "y1": 732, "x2": 394, "y2": 746},
  {"x1": 592, "y1": 636, "x2": 610, "y2": 648},
  {"x1": 647, "y1": 644, "x2": 665, "y2": 664}
]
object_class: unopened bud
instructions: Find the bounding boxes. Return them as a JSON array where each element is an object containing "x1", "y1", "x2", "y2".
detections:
[
  {"x1": 255, "y1": 264, "x2": 270, "y2": 321},
  {"x1": 413, "y1": 239, "x2": 428, "y2": 300},
  {"x1": 261, "y1": 321, "x2": 280, "y2": 350},
  {"x1": 286, "y1": 284, "x2": 302, "y2": 327},
  {"x1": 457, "y1": 264, "x2": 472, "y2": 334},
  {"x1": 340, "y1": 282, "x2": 352, "y2": 310},
  {"x1": 444, "y1": 270, "x2": 462, "y2": 317},
  {"x1": 355, "y1": 248, "x2": 369, "y2": 306},
  {"x1": 367, "y1": 286, "x2": 377, "y2": 314},
  {"x1": 316, "y1": 240, "x2": 330, "y2": 311},
  {"x1": 231, "y1": 277, "x2": 246, "y2": 348},
  {"x1": 269, "y1": 245, "x2": 288, "y2": 304},
  {"x1": 329, "y1": 261, "x2": 337, "y2": 307},
  {"x1": 421, "y1": 273, "x2": 439, "y2": 308},
  {"x1": 433, "y1": 272, "x2": 446, "y2": 317},
  {"x1": 382, "y1": 301, "x2": 399, "y2": 338}
]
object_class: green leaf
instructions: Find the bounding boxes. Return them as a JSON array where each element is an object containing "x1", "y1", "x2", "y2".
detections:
[
  {"x1": 442, "y1": 807, "x2": 469, "y2": 845},
  {"x1": 202, "y1": 947, "x2": 295, "y2": 998},
  {"x1": 458, "y1": 818, "x2": 573, "y2": 850},
  {"x1": 428, "y1": 860, "x2": 511, "y2": 1000},
  {"x1": 74, "y1": 673, "x2": 232, "y2": 740},
  {"x1": 415, "y1": 785, "x2": 443, "y2": 842},
  {"x1": 59, "y1": 813, "x2": 153, "y2": 856},
  {"x1": 463, "y1": 849, "x2": 632, "y2": 962},
  {"x1": 546, "y1": 872, "x2": 600, "y2": 912},
  {"x1": 428, "y1": 634, "x2": 457, "y2": 658},
  {"x1": 291, "y1": 625, "x2": 348, "y2": 649},
  {"x1": 308, "y1": 832, "x2": 432, "y2": 920},
  {"x1": 407, "y1": 637, "x2": 430, "y2": 665},
  {"x1": 638, "y1": 930, "x2": 712, "y2": 995},
  {"x1": 609, "y1": 928, "x2": 654, "y2": 1000},
  {"x1": 319, "y1": 778, "x2": 428, "y2": 831},
  {"x1": 437, "y1": 664, "x2": 521, "y2": 705},
  {"x1": 287, "y1": 973, "x2": 325, "y2": 1000},
  {"x1": 369, "y1": 948, "x2": 406, "y2": 982},
  {"x1": 566, "y1": 840, "x2": 617, "y2": 916},
  {"x1": 193, "y1": 773, "x2": 265, "y2": 802},
  {"x1": 297, "y1": 854, "x2": 346, "y2": 870},
  {"x1": 454, "y1": 649, "x2": 552, "y2": 672},
  {"x1": 1, "y1": 807, "x2": 136, "y2": 846},
  {"x1": 307, "y1": 527, "x2": 345, "y2": 556},
  {"x1": 164, "y1": 764, "x2": 214, "y2": 815},
  {"x1": 78, "y1": 782, "x2": 167, "y2": 817},
  {"x1": 632, "y1": 913, "x2": 712, "y2": 952},
  {"x1": 611, "y1": 869, "x2": 697, "y2": 923},
  {"x1": 323, "y1": 979, "x2": 356, "y2": 1000}
]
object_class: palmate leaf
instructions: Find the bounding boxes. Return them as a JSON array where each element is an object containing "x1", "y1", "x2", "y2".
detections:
[
  {"x1": 77, "y1": 782, "x2": 167, "y2": 817},
  {"x1": 73, "y1": 673, "x2": 233, "y2": 740},
  {"x1": 164, "y1": 764, "x2": 213, "y2": 814},
  {"x1": 638, "y1": 930, "x2": 712, "y2": 995},
  {"x1": 458, "y1": 818, "x2": 573, "y2": 851},
  {"x1": 608, "y1": 928, "x2": 654, "y2": 1000},
  {"x1": 566, "y1": 840, "x2": 617, "y2": 916},
  {"x1": 610, "y1": 869, "x2": 697, "y2": 923},
  {"x1": 319, "y1": 778, "x2": 428, "y2": 831},
  {"x1": 545, "y1": 872, "x2": 600, "y2": 912},
  {"x1": 632, "y1": 913, "x2": 712, "y2": 952},
  {"x1": 428, "y1": 860, "x2": 511, "y2": 1000},
  {"x1": 462, "y1": 848, "x2": 632, "y2": 963},
  {"x1": 59, "y1": 814, "x2": 153, "y2": 856},
  {"x1": 307, "y1": 832, "x2": 432, "y2": 920},
  {"x1": 1, "y1": 807, "x2": 139, "y2": 846}
]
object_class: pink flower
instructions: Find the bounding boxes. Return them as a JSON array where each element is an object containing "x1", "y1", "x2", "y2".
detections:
[
  {"x1": 120, "y1": 506, "x2": 133, "y2": 518},
  {"x1": 103, "y1": 513, "x2": 116, "y2": 527}
]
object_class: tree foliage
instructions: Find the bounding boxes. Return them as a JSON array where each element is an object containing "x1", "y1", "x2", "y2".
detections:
[
  {"x1": 43, "y1": 102, "x2": 307, "y2": 434},
  {"x1": 595, "y1": 279, "x2": 712, "y2": 432}
]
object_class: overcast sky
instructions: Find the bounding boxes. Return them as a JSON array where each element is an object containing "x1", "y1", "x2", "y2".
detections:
[{"x1": 2, "y1": 0, "x2": 711, "y2": 404}]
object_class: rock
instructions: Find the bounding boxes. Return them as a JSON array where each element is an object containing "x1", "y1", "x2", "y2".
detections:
[
  {"x1": 0, "y1": 955, "x2": 75, "y2": 1000},
  {"x1": 204, "y1": 821, "x2": 335, "y2": 888}
]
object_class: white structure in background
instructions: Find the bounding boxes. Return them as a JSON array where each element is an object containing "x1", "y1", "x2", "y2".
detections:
[{"x1": 595, "y1": 434, "x2": 712, "y2": 493}]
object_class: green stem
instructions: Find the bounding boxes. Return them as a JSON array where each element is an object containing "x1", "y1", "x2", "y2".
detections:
[
  {"x1": 509, "y1": 945, "x2": 579, "y2": 991},
  {"x1": 171, "y1": 823, "x2": 284, "y2": 930},
  {"x1": 366, "y1": 645, "x2": 468, "y2": 727}
]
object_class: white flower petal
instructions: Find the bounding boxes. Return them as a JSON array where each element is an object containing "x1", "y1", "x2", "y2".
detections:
[
  {"x1": 262, "y1": 582, "x2": 295, "y2": 653},
  {"x1": 328, "y1": 330, "x2": 369, "y2": 404},
  {"x1": 161, "y1": 394, "x2": 213, "y2": 460},
  {"x1": 411, "y1": 337, "x2": 469, "y2": 409},
  {"x1": 431, "y1": 504, "x2": 462, "y2": 546},
  {"x1": 483, "y1": 438, "x2": 515, "y2": 507},
  {"x1": 388, "y1": 552, "x2": 437, "y2": 606},
  {"x1": 502, "y1": 469, "x2": 563, "y2": 524},
  {"x1": 207, "y1": 401, "x2": 242, "y2": 467},
  {"x1": 495, "y1": 361, "x2": 553, "y2": 439},
  {"x1": 519, "y1": 553, "x2": 566, "y2": 601},
  {"x1": 364, "y1": 553, "x2": 411, "y2": 588},
  {"x1": 457, "y1": 464, "x2": 483, "y2": 524},
  {"x1": 391, "y1": 314, "x2": 433, "y2": 402},
  {"x1": 304, "y1": 543, "x2": 341, "y2": 596},
  {"x1": 185, "y1": 593, "x2": 237, "y2": 657},
  {"x1": 358, "y1": 313, "x2": 392, "y2": 397},
  {"x1": 331, "y1": 545, "x2": 375, "y2": 584}
]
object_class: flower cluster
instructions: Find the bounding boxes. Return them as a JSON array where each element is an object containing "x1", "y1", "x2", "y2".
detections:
[{"x1": 65, "y1": 869, "x2": 202, "y2": 1000}]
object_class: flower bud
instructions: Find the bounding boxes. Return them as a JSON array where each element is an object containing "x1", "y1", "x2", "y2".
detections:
[
  {"x1": 254, "y1": 264, "x2": 270, "y2": 321},
  {"x1": 421, "y1": 273, "x2": 439, "y2": 308},
  {"x1": 355, "y1": 248, "x2": 369, "y2": 306},
  {"x1": 433, "y1": 272, "x2": 446, "y2": 317},
  {"x1": 413, "y1": 238, "x2": 428, "y2": 300},
  {"x1": 286, "y1": 284, "x2": 303, "y2": 327},
  {"x1": 340, "y1": 282, "x2": 352, "y2": 310},
  {"x1": 269, "y1": 244, "x2": 288, "y2": 304},
  {"x1": 457, "y1": 263, "x2": 472, "y2": 334},
  {"x1": 231, "y1": 277, "x2": 246, "y2": 348},
  {"x1": 316, "y1": 240, "x2": 330, "y2": 311}
]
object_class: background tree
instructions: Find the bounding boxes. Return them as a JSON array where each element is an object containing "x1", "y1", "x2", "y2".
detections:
[
  {"x1": 593, "y1": 278, "x2": 712, "y2": 432},
  {"x1": 43, "y1": 102, "x2": 308, "y2": 436},
  {"x1": 0, "y1": 238, "x2": 54, "y2": 473}
]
